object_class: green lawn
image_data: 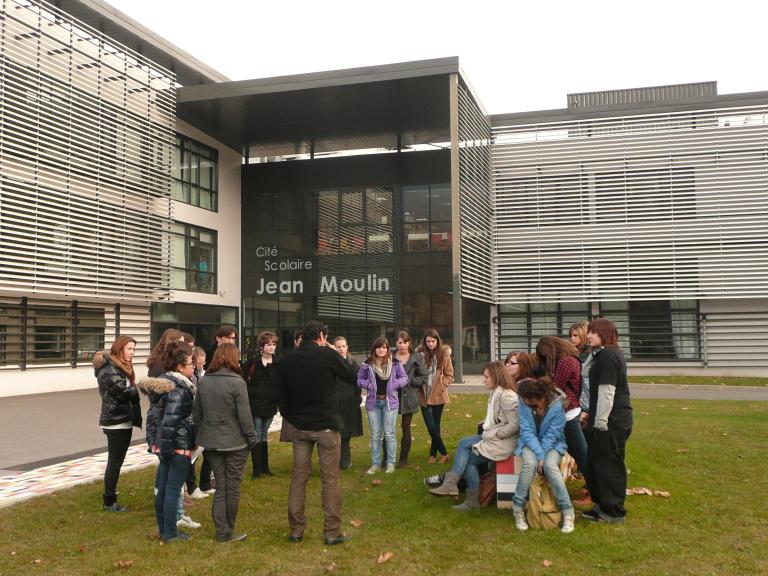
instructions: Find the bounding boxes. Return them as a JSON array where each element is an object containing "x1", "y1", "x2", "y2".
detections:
[
  {"x1": 629, "y1": 375, "x2": 768, "y2": 387},
  {"x1": 1, "y1": 396, "x2": 766, "y2": 576}
]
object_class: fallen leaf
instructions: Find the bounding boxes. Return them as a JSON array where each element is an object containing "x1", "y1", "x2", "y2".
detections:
[
  {"x1": 640, "y1": 411, "x2": 649, "y2": 416},
  {"x1": 10, "y1": 551, "x2": 16, "y2": 556},
  {"x1": 377, "y1": 551, "x2": 394, "y2": 564},
  {"x1": 677, "y1": 448, "x2": 689, "y2": 453},
  {"x1": 78, "y1": 545, "x2": 87, "y2": 553},
  {"x1": 464, "y1": 413, "x2": 472, "y2": 418},
  {"x1": 543, "y1": 559, "x2": 553, "y2": 567},
  {"x1": 681, "y1": 407, "x2": 690, "y2": 411},
  {"x1": 31, "y1": 559, "x2": 42, "y2": 564},
  {"x1": 722, "y1": 432, "x2": 729, "y2": 436},
  {"x1": 115, "y1": 560, "x2": 134, "y2": 569},
  {"x1": 350, "y1": 518, "x2": 363, "y2": 528},
  {"x1": 654, "y1": 491, "x2": 671, "y2": 498},
  {"x1": 371, "y1": 479, "x2": 382, "y2": 486},
  {"x1": 627, "y1": 487, "x2": 652, "y2": 496},
  {"x1": 326, "y1": 562, "x2": 338, "y2": 572}
]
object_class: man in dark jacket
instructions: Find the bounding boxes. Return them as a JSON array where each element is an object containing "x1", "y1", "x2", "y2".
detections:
[{"x1": 277, "y1": 320, "x2": 356, "y2": 545}]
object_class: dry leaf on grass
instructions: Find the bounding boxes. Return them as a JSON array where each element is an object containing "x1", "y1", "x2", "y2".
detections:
[
  {"x1": 350, "y1": 518, "x2": 363, "y2": 528},
  {"x1": 681, "y1": 407, "x2": 691, "y2": 411},
  {"x1": 115, "y1": 560, "x2": 134, "y2": 569},
  {"x1": 377, "y1": 551, "x2": 394, "y2": 564},
  {"x1": 326, "y1": 562, "x2": 338, "y2": 572},
  {"x1": 640, "y1": 411, "x2": 649, "y2": 416},
  {"x1": 654, "y1": 491, "x2": 671, "y2": 498},
  {"x1": 542, "y1": 559, "x2": 553, "y2": 567},
  {"x1": 677, "y1": 448, "x2": 689, "y2": 453},
  {"x1": 371, "y1": 479, "x2": 382, "y2": 486},
  {"x1": 627, "y1": 487, "x2": 653, "y2": 496},
  {"x1": 31, "y1": 559, "x2": 42, "y2": 564},
  {"x1": 10, "y1": 551, "x2": 16, "y2": 556},
  {"x1": 464, "y1": 413, "x2": 472, "y2": 418}
]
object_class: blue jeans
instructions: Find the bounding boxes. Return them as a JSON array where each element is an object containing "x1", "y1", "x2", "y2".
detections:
[
  {"x1": 155, "y1": 453, "x2": 190, "y2": 539},
  {"x1": 421, "y1": 404, "x2": 447, "y2": 457},
  {"x1": 367, "y1": 399, "x2": 397, "y2": 466},
  {"x1": 253, "y1": 416, "x2": 274, "y2": 443},
  {"x1": 564, "y1": 417, "x2": 589, "y2": 482},
  {"x1": 512, "y1": 447, "x2": 573, "y2": 511},
  {"x1": 451, "y1": 434, "x2": 491, "y2": 490}
]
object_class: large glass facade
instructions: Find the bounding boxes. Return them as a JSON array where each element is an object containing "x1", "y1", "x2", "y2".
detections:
[{"x1": 242, "y1": 179, "x2": 453, "y2": 357}]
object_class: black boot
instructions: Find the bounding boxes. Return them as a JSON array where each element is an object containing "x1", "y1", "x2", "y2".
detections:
[
  {"x1": 339, "y1": 437, "x2": 352, "y2": 470},
  {"x1": 103, "y1": 493, "x2": 127, "y2": 512},
  {"x1": 261, "y1": 442, "x2": 274, "y2": 476},
  {"x1": 251, "y1": 443, "x2": 262, "y2": 479}
]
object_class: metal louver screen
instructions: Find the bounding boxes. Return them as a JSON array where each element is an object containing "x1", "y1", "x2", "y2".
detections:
[
  {"x1": 492, "y1": 105, "x2": 768, "y2": 303},
  {"x1": 0, "y1": 0, "x2": 174, "y2": 303},
  {"x1": 457, "y1": 83, "x2": 493, "y2": 302}
]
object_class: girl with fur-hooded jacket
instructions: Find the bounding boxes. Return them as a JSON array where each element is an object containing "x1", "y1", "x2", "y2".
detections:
[{"x1": 138, "y1": 341, "x2": 197, "y2": 543}]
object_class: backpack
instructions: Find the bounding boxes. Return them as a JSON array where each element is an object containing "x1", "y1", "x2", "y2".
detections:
[{"x1": 526, "y1": 474, "x2": 563, "y2": 530}]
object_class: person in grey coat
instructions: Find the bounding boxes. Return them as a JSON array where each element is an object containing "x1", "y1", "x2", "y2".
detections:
[
  {"x1": 393, "y1": 331, "x2": 428, "y2": 467},
  {"x1": 193, "y1": 343, "x2": 257, "y2": 543}
]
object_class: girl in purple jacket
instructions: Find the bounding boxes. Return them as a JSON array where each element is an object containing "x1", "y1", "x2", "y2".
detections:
[{"x1": 358, "y1": 337, "x2": 408, "y2": 474}]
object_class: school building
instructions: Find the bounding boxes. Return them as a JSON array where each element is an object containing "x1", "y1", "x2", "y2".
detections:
[{"x1": 1, "y1": 0, "x2": 767, "y2": 396}]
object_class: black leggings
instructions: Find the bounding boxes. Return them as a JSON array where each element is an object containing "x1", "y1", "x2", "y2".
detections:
[
  {"x1": 399, "y1": 413, "x2": 414, "y2": 462},
  {"x1": 103, "y1": 428, "x2": 133, "y2": 498}
]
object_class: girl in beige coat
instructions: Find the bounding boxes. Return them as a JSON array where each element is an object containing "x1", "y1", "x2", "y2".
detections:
[
  {"x1": 429, "y1": 361, "x2": 520, "y2": 510},
  {"x1": 417, "y1": 329, "x2": 454, "y2": 463}
]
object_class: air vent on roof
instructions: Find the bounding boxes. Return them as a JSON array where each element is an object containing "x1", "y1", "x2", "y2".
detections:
[{"x1": 567, "y1": 81, "x2": 717, "y2": 109}]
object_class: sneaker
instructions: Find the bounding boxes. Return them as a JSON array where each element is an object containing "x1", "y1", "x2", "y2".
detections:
[
  {"x1": 512, "y1": 505, "x2": 529, "y2": 531},
  {"x1": 597, "y1": 510, "x2": 626, "y2": 524},
  {"x1": 163, "y1": 532, "x2": 191, "y2": 543},
  {"x1": 188, "y1": 488, "x2": 209, "y2": 500},
  {"x1": 423, "y1": 473, "x2": 445, "y2": 488},
  {"x1": 177, "y1": 515, "x2": 201, "y2": 529},
  {"x1": 103, "y1": 503, "x2": 128, "y2": 513},
  {"x1": 366, "y1": 465, "x2": 380, "y2": 475},
  {"x1": 561, "y1": 509, "x2": 575, "y2": 533},
  {"x1": 582, "y1": 507, "x2": 601, "y2": 522},
  {"x1": 385, "y1": 463, "x2": 396, "y2": 474}
]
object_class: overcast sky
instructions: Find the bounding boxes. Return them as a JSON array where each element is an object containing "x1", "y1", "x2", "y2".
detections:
[{"x1": 107, "y1": 0, "x2": 768, "y2": 114}]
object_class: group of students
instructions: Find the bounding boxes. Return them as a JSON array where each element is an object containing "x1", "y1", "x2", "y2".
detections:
[
  {"x1": 428, "y1": 318, "x2": 633, "y2": 533},
  {"x1": 94, "y1": 317, "x2": 631, "y2": 543}
]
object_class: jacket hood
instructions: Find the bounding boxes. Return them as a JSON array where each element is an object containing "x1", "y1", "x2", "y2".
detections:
[
  {"x1": 137, "y1": 376, "x2": 175, "y2": 396},
  {"x1": 92, "y1": 350, "x2": 110, "y2": 371}
]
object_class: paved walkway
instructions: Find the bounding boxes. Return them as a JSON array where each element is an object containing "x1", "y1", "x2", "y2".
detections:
[{"x1": 0, "y1": 382, "x2": 765, "y2": 509}]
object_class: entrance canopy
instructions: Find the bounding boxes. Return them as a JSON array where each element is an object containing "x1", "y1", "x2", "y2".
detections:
[{"x1": 176, "y1": 58, "x2": 461, "y2": 157}]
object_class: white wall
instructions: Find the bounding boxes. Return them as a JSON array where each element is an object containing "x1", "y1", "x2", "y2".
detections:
[{"x1": 171, "y1": 119, "x2": 241, "y2": 309}]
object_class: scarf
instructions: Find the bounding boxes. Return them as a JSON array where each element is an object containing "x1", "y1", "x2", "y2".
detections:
[
  {"x1": 371, "y1": 358, "x2": 392, "y2": 381},
  {"x1": 483, "y1": 386, "x2": 503, "y2": 430},
  {"x1": 109, "y1": 353, "x2": 135, "y2": 386}
]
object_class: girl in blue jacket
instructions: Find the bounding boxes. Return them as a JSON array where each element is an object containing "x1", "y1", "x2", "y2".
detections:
[{"x1": 512, "y1": 376, "x2": 575, "y2": 533}]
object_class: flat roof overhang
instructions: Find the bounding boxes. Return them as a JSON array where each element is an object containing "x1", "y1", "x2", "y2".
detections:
[{"x1": 176, "y1": 58, "x2": 462, "y2": 156}]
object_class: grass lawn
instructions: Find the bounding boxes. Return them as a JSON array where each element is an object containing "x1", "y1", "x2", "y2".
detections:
[
  {"x1": 1, "y1": 396, "x2": 766, "y2": 576},
  {"x1": 629, "y1": 375, "x2": 768, "y2": 387}
]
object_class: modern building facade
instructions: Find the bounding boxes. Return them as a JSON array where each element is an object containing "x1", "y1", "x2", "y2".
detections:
[{"x1": 1, "y1": 0, "x2": 767, "y2": 396}]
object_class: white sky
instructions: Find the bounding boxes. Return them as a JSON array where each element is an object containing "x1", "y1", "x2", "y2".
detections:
[{"x1": 107, "y1": 0, "x2": 768, "y2": 114}]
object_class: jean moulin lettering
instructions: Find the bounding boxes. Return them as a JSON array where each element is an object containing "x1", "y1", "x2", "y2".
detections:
[{"x1": 254, "y1": 245, "x2": 391, "y2": 295}]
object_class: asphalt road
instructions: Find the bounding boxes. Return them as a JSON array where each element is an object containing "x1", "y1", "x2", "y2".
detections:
[{"x1": 1, "y1": 381, "x2": 766, "y2": 471}]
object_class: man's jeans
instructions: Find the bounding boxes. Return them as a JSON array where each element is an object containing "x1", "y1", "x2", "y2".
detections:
[
  {"x1": 154, "y1": 453, "x2": 190, "y2": 539},
  {"x1": 450, "y1": 434, "x2": 491, "y2": 490},
  {"x1": 512, "y1": 447, "x2": 573, "y2": 511},
  {"x1": 288, "y1": 429, "x2": 342, "y2": 538},
  {"x1": 367, "y1": 399, "x2": 397, "y2": 467}
]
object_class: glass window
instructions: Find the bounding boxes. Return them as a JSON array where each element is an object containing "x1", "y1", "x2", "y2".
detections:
[
  {"x1": 402, "y1": 185, "x2": 429, "y2": 223},
  {"x1": 171, "y1": 222, "x2": 217, "y2": 293},
  {"x1": 171, "y1": 134, "x2": 218, "y2": 211},
  {"x1": 429, "y1": 184, "x2": 452, "y2": 221}
]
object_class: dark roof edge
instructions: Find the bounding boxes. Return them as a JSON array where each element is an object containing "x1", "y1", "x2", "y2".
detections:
[
  {"x1": 490, "y1": 90, "x2": 768, "y2": 126},
  {"x1": 177, "y1": 56, "x2": 461, "y2": 103},
  {"x1": 60, "y1": 0, "x2": 229, "y2": 84}
]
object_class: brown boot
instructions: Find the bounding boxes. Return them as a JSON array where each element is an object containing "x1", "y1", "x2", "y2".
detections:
[{"x1": 429, "y1": 471, "x2": 460, "y2": 497}]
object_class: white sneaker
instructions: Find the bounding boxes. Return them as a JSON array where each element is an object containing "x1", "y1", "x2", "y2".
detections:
[
  {"x1": 561, "y1": 509, "x2": 575, "y2": 533},
  {"x1": 177, "y1": 515, "x2": 201, "y2": 529},
  {"x1": 189, "y1": 488, "x2": 209, "y2": 500},
  {"x1": 202, "y1": 488, "x2": 216, "y2": 494},
  {"x1": 513, "y1": 505, "x2": 529, "y2": 531},
  {"x1": 385, "y1": 463, "x2": 396, "y2": 474},
  {"x1": 366, "y1": 465, "x2": 380, "y2": 475}
]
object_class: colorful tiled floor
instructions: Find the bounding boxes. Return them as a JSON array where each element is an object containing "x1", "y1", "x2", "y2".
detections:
[{"x1": 0, "y1": 415, "x2": 283, "y2": 509}]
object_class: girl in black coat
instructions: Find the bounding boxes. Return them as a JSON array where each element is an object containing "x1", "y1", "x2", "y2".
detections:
[
  {"x1": 95, "y1": 335, "x2": 142, "y2": 512},
  {"x1": 139, "y1": 341, "x2": 197, "y2": 543},
  {"x1": 334, "y1": 336, "x2": 364, "y2": 470},
  {"x1": 243, "y1": 331, "x2": 281, "y2": 478}
]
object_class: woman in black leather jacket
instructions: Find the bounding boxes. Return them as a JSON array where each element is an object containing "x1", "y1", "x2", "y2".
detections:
[
  {"x1": 94, "y1": 335, "x2": 142, "y2": 512},
  {"x1": 139, "y1": 341, "x2": 196, "y2": 543}
]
